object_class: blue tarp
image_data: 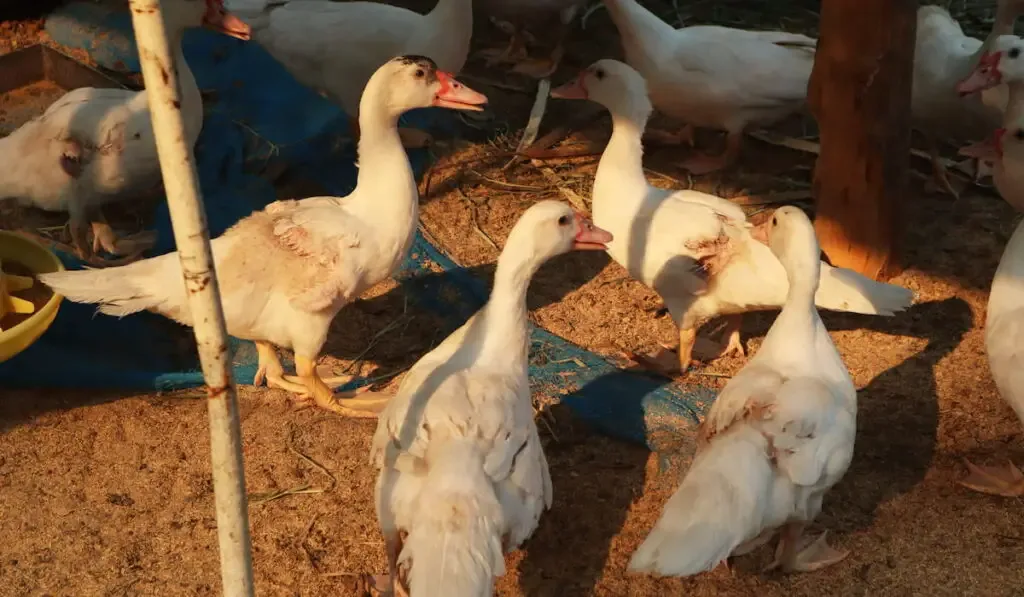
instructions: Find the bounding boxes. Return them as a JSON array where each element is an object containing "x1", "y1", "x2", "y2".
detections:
[{"x1": 0, "y1": 2, "x2": 714, "y2": 453}]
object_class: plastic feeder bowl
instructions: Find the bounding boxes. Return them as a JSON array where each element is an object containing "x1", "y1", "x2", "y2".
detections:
[{"x1": 0, "y1": 231, "x2": 64, "y2": 363}]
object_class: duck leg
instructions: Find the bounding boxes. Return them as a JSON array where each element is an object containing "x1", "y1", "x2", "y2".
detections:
[
  {"x1": 959, "y1": 459, "x2": 1024, "y2": 497},
  {"x1": 925, "y1": 138, "x2": 961, "y2": 200},
  {"x1": 291, "y1": 354, "x2": 391, "y2": 417},
  {"x1": 363, "y1": 531, "x2": 408, "y2": 597},
  {"x1": 90, "y1": 211, "x2": 157, "y2": 261},
  {"x1": 68, "y1": 200, "x2": 93, "y2": 261},
  {"x1": 763, "y1": 522, "x2": 849, "y2": 573},
  {"x1": 253, "y1": 341, "x2": 307, "y2": 393},
  {"x1": 680, "y1": 130, "x2": 743, "y2": 175},
  {"x1": 719, "y1": 314, "x2": 746, "y2": 358}
]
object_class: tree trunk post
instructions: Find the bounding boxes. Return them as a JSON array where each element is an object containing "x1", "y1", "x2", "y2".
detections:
[{"x1": 808, "y1": 0, "x2": 917, "y2": 280}]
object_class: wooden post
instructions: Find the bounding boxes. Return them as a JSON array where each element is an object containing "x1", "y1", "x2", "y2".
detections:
[{"x1": 808, "y1": 0, "x2": 917, "y2": 280}]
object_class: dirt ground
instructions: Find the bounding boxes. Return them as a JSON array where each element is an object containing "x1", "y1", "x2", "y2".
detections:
[{"x1": 3, "y1": 1, "x2": 1024, "y2": 596}]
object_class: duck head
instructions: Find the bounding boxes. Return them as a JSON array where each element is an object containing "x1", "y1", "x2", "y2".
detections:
[
  {"x1": 761, "y1": 205, "x2": 821, "y2": 282},
  {"x1": 550, "y1": 59, "x2": 653, "y2": 122},
  {"x1": 957, "y1": 34, "x2": 1024, "y2": 95},
  {"x1": 364, "y1": 55, "x2": 488, "y2": 119},
  {"x1": 507, "y1": 201, "x2": 613, "y2": 263}
]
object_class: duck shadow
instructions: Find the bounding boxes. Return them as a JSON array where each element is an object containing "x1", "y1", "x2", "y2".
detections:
[
  {"x1": 514, "y1": 403, "x2": 650, "y2": 597},
  {"x1": 737, "y1": 297, "x2": 971, "y2": 537},
  {"x1": 834, "y1": 297, "x2": 972, "y2": 533},
  {"x1": 321, "y1": 248, "x2": 612, "y2": 375}
]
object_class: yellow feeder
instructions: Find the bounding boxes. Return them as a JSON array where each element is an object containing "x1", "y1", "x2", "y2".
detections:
[{"x1": 0, "y1": 231, "x2": 65, "y2": 363}]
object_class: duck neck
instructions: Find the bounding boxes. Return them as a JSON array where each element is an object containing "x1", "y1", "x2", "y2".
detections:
[
  {"x1": 421, "y1": 0, "x2": 473, "y2": 69},
  {"x1": 593, "y1": 104, "x2": 651, "y2": 223},
  {"x1": 476, "y1": 246, "x2": 538, "y2": 367},
  {"x1": 349, "y1": 92, "x2": 419, "y2": 225},
  {"x1": 604, "y1": 0, "x2": 675, "y2": 64},
  {"x1": 764, "y1": 256, "x2": 821, "y2": 349},
  {"x1": 1005, "y1": 80, "x2": 1024, "y2": 123}
]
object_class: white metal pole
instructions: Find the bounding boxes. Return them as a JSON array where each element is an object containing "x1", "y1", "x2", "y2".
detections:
[{"x1": 127, "y1": 2, "x2": 255, "y2": 595}]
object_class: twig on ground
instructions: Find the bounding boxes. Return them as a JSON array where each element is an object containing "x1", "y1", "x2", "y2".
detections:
[
  {"x1": 530, "y1": 162, "x2": 590, "y2": 213},
  {"x1": 336, "y1": 298, "x2": 412, "y2": 377},
  {"x1": 456, "y1": 188, "x2": 500, "y2": 251},
  {"x1": 249, "y1": 425, "x2": 337, "y2": 505},
  {"x1": 470, "y1": 169, "x2": 548, "y2": 192}
]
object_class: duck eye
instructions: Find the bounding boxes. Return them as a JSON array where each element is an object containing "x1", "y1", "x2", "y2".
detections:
[
  {"x1": 1015, "y1": 129, "x2": 1024, "y2": 140},
  {"x1": 558, "y1": 215, "x2": 570, "y2": 226},
  {"x1": 595, "y1": 69, "x2": 605, "y2": 80},
  {"x1": 772, "y1": 216, "x2": 778, "y2": 226},
  {"x1": 414, "y1": 68, "x2": 425, "y2": 78},
  {"x1": 1011, "y1": 47, "x2": 1021, "y2": 59}
]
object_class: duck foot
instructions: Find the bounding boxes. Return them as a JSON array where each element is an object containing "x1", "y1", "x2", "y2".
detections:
[
  {"x1": 764, "y1": 524, "x2": 849, "y2": 573},
  {"x1": 288, "y1": 355, "x2": 391, "y2": 417},
  {"x1": 356, "y1": 573, "x2": 405, "y2": 597},
  {"x1": 925, "y1": 142, "x2": 962, "y2": 200},
  {"x1": 623, "y1": 337, "x2": 722, "y2": 378},
  {"x1": 510, "y1": 43, "x2": 564, "y2": 79},
  {"x1": 719, "y1": 314, "x2": 746, "y2": 359},
  {"x1": 681, "y1": 131, "x2": 741, "y2": 175},
  {"x1": 624, "y1": 346, "x2": 689, "y2": 378},
  {"x1": 959, "y1": 459, "x2": 1024, "y2": 497}
]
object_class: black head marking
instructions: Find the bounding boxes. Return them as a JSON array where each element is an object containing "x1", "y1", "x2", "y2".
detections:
[{"x1": 394, "y1": 55, "x2": 440, "y2": 83}]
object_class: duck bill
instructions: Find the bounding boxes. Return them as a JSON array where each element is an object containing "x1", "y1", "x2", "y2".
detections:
[
  {"x1": 433, "y1": 72, "x2": 488, "y2": 111},
  {"x1": 573, "y1": 212, "x2": 613, "y2": 250},
  {"x1": 959, "y1": 128, "x2": 1004, "y2": 161},
  {"x1": 550, "y1": 74, "x2": 588, "y2": 100},
  {"x1": 956, "y1": 52, "x2": 1001, "y2": 96},
  {"x1": 204, "y1": 1, "x2": 252, "y2": 40}
]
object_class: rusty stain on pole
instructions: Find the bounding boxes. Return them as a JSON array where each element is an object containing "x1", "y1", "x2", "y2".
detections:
[{"x1": 127, "y1": 1, "x2": 255, "y2": 595}]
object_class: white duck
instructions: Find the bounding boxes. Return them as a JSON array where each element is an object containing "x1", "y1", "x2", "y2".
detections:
[
  {"x1": 629, "y1": 205, "x2": 856, "y2": 576},
  {"x1": 602, "y1": 0, "x2": 816, "y2": 174},
  {"x1": 951, "y1": 125, "x2": 1024, "y2": 499},
  {"x1": 956, "y1": 36, "x2": 1024, "y2": 213},
  {"x1": 239, "y1": 0, "x2": 473, "y2": 149},
  {"x1": 550, "y1": 60, "x2": 914, "y2": 376},
  {"x1": 39, "y1": 56, "x2": 488, "y2": 417},
  {"x1": 960, "y1": 210, "x2": 1024, "y2": 497},
  {"x1": 0, "y1": 0, "x2": 251, "y2": 263},
  {"x1": 912, "y1": 1, "x2": 1024, "y2": 196},
  {"x1": 368, "y1": 201, "x2": 612, "y2": 597}
]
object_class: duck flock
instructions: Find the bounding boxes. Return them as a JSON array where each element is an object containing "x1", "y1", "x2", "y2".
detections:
[{"x1": 2, "y1": 0, "x2": 1024, "y2": 594}]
